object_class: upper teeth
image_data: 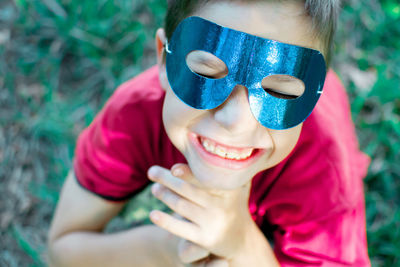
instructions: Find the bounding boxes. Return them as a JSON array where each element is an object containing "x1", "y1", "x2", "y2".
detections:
[{"x1": 201, "y1": 138, "x2": 254, "y2": 160}]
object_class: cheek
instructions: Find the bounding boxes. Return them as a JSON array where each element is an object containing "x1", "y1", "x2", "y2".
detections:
[
  {"x1": 163, "y1": 89, "x2": 185, "y2": 125},
  {"x1": 269, "y1": 123, "x2": 302, "y2": 164},
  {"x1": 162, "y1": 88, "x2": 202, "y2": 149}
]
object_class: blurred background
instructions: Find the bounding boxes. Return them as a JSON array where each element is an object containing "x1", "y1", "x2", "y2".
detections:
[{"x1": 0, "y1": 0, "x2": 399, "y2": 266}]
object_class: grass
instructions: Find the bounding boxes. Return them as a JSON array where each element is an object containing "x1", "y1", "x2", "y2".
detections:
[
  {"x1": 0, "y1": 0, "x2": 399, "y2": 266},
  {"x1": 333, "y1": 1, "x2": 400, "y2": 266}
]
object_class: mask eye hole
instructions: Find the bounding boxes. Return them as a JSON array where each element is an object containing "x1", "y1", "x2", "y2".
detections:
[
  {"x1": 261, "y1": 75, "x2": 305, "y2": 100},
  {"x1": 186, "y1": 50, "x2": 228, "y2": 79}
]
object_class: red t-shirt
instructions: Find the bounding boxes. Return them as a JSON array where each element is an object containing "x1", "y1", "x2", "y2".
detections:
[{"x1": 74, "y1": 66, "x2": 370, "y2": 266}]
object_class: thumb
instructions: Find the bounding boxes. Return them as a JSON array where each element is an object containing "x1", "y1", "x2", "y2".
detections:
[
  {"x1": 206, "y1": 258, "x2": 229, "y2": 267},
  {"x1": 171, "y1": 163, "x2": 204, "y2": 188},
  {"x1": 178, "y1": 238, "x2": 210, "y2": 264}
]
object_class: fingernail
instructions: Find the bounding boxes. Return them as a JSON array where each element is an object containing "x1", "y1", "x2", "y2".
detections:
[
  {"x1": 148, "y1": 166, "x2": 158, "y2": 179},
  {"x1": 171, "y1": 165, "x2": 184, "y2": 176}
]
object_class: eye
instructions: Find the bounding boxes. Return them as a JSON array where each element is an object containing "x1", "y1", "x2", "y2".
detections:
[
  {"x1": 186, "y1": 50, "x2": 228, "y2": 79},
  {"x1": 261, "y1": 75, "x2": 305, "y2": 100}
]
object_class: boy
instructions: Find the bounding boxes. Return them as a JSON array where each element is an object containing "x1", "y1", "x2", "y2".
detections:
[{"x1": 48, "y1": 0, "x2": 371, "y2": 266}]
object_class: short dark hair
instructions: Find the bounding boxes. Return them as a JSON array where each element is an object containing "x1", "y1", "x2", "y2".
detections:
[{"x1": 164, "y1": 0, "x2": 341, "y2": 65}]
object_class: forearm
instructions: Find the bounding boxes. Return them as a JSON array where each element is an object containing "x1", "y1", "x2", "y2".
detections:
[
  {"x1": 230, "y1": 220, "x2": 280, "y2": 267},
  {"x1": 48, "y1": 225, "x2": 181, "y2": 267}
]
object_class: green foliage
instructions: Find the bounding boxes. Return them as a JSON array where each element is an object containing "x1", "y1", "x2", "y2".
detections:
[
  {"x1": 119, "y1": 185, "x2": 170, "y2": 226},
  {"x1": 11, "y1": 225, "x2": 44, "y2": 266},
  {"x1": 1, "y1": 0, "x2": 166, "y2": 265},
  {"x1": 334, "y1": 0, "x2": 400, "y2": 265},
  {"x1": 1, "y1": 0, "x2": 399, "y2": 265}
]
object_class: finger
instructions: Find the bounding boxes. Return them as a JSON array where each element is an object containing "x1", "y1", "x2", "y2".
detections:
[
  {"x1": 189, "y1": 262, "x2": 207, "y2": 267},
  {"x1": 150, "y1": 210, "x2": 200, "y2": 244},
  {"x1": 152, "y1": 183, "x2": 203, "y2": 223},
  {"x1": 148, "y1": 166, "x2": 208, "y2": 207},
  {"x1": 188, "y1": 257, "x2": 229, "y2": 267},
  {"x1": 205, "y1": 258, "x2": 229, "y2": 267},
  {"x1": 187, "y1": 257, "x2": 210, "y2": 267},
  {"x1": 178, "y1": 239, "x2": 210, "y2": 264},
  {"x1": 171, "y1": 163, "x2": 202, "y2": 187}
]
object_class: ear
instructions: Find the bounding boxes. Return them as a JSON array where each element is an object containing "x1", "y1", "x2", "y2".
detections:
[
  {"x1": 155, "y1": 28, "x2": 166, "y2": 65},
  {"x1": 155, "y1": 28, "x2": 169, "y2": 90}
]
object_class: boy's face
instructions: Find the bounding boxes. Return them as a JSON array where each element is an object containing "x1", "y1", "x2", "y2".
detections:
[{"x1": 157, "y1": 1, "x2": 324, "y2": 190}]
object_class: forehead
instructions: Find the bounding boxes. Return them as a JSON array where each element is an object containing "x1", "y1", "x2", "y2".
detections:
[{"x1": 192, "y1": 1, "x2": 323, "y2": 53}]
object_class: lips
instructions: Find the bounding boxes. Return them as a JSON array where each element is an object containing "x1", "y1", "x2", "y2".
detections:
[{"x1": 188, "y1": 132, "x2": 265, "y2": 170}]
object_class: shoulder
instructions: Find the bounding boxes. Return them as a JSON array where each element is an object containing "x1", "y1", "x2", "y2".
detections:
[
  {"x1": 73, "y1": 66, "x2": 184, "y2": 200},
  {"x1": 90, "y1": 65, "x2": 168, "y2": 145},
  {"x1": 102, "y1": 65, "x2": 165, "y2": 121},
  {"x1": 309, "y1": 69, "x2": 370, "y2": 188},
  {"x1": 85, "y1": 65, "x2": 175, "y2": 159},
  {"x1": 251, "y1": 70, "x2": 369, "y2": 225},
  {"x1": 250, "y1": 71, "x2": 371, "y2": 265},
  {"x1": 296, "y1": 69, "x2": 370, "y2": 210}
]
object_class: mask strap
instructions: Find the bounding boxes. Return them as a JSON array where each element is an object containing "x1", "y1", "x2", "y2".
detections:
[{"x1": 164, "y1": 40, "x2": 172, "y2": 54}]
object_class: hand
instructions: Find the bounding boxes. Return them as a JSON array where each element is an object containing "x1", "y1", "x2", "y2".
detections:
[
  {"x1": 170, "y1": 213, "x2": 209, "y2": 264},
  {"x1": 147, "y1": 163, "x2": 254, "y2": 261},
  {"x1": 168, "y1": 213, "x2": 228, "y2": 266},
  {"x1": 178, "y1": 240, "x2": 229, "y2": 267}
]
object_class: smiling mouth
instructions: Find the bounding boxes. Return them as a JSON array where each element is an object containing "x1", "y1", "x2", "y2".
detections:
[
  {"x1": 199, "y1": 136, "x2": 256, "y2": 160},
  {"x1": 188, "y1": 133, "x2": 265, "y2": 170}
]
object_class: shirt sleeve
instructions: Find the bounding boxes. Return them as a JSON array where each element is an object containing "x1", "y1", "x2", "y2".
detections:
[{"x1": 73, "y1": 68, "x2": 169, "y2": 201}]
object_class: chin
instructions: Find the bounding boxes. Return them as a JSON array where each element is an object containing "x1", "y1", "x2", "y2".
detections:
[{"x1": 187, "y1": 159, "x2": 255, "y2": 190}]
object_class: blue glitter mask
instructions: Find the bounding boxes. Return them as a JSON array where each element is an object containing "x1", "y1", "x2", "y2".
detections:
[{"x1": 166, "y1": 16, "x2": 327, "y2": 130}]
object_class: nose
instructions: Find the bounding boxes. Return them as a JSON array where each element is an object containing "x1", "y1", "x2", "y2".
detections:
[{"x1": 212, "y1": 85, "x2": 259, "y2": 132}]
